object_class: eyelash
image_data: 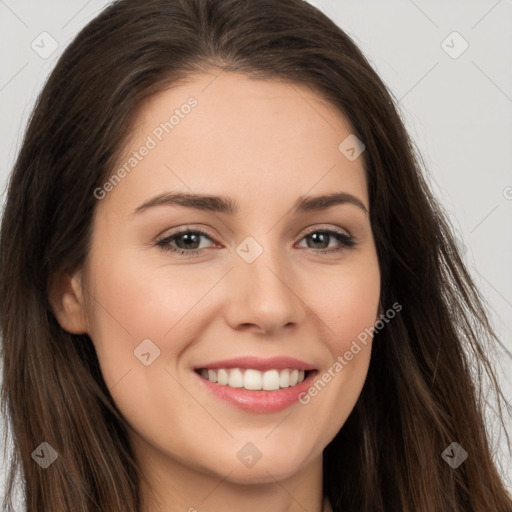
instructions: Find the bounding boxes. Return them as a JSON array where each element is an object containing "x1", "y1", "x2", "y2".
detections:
[{"x1": 156, "y1": 227, "x2": 357, "y2": 257}]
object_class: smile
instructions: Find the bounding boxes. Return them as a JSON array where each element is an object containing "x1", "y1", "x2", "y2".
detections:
[{"x1": 196, "y1": 367, "x2": 309, "y2": 390}]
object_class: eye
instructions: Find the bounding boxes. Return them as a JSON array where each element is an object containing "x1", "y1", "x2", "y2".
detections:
[
  {"x1": 296, "y1": 228, "x2": 356, "y2": 254},
  {"x1": 156, "y1": 228, "x2": 216, "y2": 256},
  {"x1": 156, "y1": 226, "x2": 357, "y2": 257}
]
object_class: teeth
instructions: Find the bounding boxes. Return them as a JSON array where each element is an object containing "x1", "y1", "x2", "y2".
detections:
[
  {"x1": 199, "y1": 368, "x2": 308, "y2": 390},
  {"x1": 262, "y1": 369, "x2": 280, "y2": 390},
  {"x1": 244, "y1": 369, "x2": 262, "y2": 390},
  {"x1": 217, "y1": 369, "x2": 229, "y2": 385},
  {"x1": 279, "y1": 369, "x2": 290, "y2": 388},
  {"x1": 228, "y1": 368, "x2": 244, "y2": 388}
]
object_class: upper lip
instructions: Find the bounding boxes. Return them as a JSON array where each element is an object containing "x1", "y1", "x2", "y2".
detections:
[{"x1": 194, "y1": 356, "x2": 316, "y2": 371}]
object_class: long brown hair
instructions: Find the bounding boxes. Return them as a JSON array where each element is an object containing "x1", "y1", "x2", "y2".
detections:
[{"x1": 1, "y1": 0, "x2": 511, "y2": 510}]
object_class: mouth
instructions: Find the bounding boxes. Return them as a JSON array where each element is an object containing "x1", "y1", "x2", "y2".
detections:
[
  {"x1": 194, "y1": 367, "x2": 315, "y2": 391},
  {"x1": 192, "y1": 357, "x2": 318, "y2": 413}
]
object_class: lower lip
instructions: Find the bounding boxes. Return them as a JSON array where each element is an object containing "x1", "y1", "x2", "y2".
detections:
[{"x1": 194, "y1": 370, "x2": 317, "y2": 413}]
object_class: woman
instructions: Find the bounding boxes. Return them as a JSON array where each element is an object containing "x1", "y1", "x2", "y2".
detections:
[{"x1": 1, "y1": 0, "x2": 511, "y2": 510}]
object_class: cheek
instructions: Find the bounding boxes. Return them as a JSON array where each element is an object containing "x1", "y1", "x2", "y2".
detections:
[
  {"x1": 300, "y1": 255, "x2": 379, "y2": 435},
  {"x1": 84, "y1": 247, "x2": 212, "y2": 387},
  {"x1": 318, "y1": 257, "x2": 380, "y2": 353},
  {"x1": 84, "y1": 251, "x2": 219, "y2": 453}
]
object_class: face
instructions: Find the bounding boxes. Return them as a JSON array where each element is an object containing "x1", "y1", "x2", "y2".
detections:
[{"x1": 65, "y1": 72, "x2": 380, "y2": 490}]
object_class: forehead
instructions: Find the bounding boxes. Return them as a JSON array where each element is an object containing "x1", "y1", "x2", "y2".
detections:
[{"x1": 98, "y1": 71, "x2": 368, "y2": 218}]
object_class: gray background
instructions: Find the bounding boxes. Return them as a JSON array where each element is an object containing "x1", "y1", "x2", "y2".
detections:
[{"x1": 1, "y1": 0, "x2": 511, "y2": 509}]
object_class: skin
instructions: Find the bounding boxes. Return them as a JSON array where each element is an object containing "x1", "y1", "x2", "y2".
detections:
[{"x1": 51, "y1": 71, "x2": 381, "y2": 512}]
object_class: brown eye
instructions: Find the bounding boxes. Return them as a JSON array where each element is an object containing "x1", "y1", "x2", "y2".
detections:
[
  {"x1": 297, "y1": 229, "x2": 356, "y2": 253},
  {"x1": 157, "y1": 229, "x2": 215, "y2": 256}
]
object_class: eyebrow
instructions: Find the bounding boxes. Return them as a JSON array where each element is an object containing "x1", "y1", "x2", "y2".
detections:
[{"x1": 132, "y1": 191, "x2": 369, "y2": 216}]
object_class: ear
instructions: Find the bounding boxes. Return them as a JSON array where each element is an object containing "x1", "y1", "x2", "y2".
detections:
[{"x1": 48, "y1": 269, "x2": 89, "y2": 334}]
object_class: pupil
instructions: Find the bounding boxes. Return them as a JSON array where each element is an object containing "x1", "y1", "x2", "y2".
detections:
[
  {"x1": 179, "y1": 233, "x2": 199, "y2": 249},
  {"x1": 309, "y1": 232, "x2": 328, "y2": 249}
]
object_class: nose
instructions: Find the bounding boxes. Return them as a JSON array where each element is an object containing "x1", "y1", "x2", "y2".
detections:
[{"x1": 223, "y1": 242, "x2": 304, "y2": 336}]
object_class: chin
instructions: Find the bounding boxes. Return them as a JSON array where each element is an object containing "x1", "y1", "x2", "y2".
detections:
[{"x1": 194, "y1": 440, "x2": 318, "y2": 485}]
